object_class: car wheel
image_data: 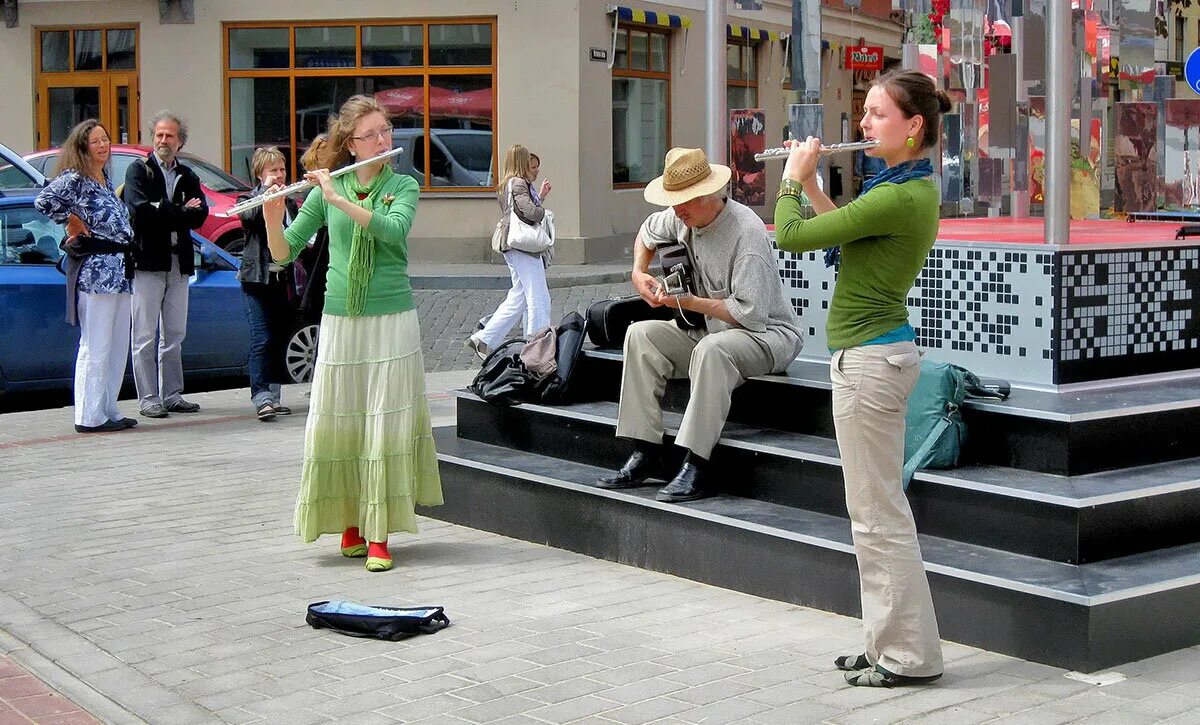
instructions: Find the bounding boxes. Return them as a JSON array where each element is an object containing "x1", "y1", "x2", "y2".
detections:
[
  {"x1": 218, "y1": 232, "x2": 246, "y2": 256},
  {"x1": 285, "y1": 323, "x2": 320, "y2": 383}
]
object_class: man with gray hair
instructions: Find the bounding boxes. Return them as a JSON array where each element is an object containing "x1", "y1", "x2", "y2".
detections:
[
  {"x1": 124, "y1": 110, "x2": 208, "y2": 418},
  {"x1": 596, "y1": 147, "x2": 804, "y2": 502}
]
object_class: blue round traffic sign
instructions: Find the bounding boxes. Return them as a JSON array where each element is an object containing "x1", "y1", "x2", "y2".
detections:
[{"x1": 1186, "y1": 47, "x2": 1200, "y2": 94}]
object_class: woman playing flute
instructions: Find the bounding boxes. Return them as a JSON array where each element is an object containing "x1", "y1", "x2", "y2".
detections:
[
  {"x1": 263, "y1": 95, "x2": 443, "y2": 573},
  {"x1": 774, "y1": 70, "x2": 951, "y2": 688}
]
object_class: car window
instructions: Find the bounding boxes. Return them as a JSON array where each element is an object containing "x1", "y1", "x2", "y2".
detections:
[
  {"x1": 110, "y1": 154, "x2": 136, "y2": 187},
  {"x1": 0, "y1": 163, "x2": 40, "y2": 191},
  {"x1": 437, "y1": 133, "x2": 493, "y2": 174},
  {"x1": 181, "y1": 155, "x2": 251, "y2": 193},
  {"x1": 0, "y1": 206, "x2": 64, "y2": 265}
]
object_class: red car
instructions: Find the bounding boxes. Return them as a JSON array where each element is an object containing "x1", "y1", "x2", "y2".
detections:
[{"x1": 23, "y1": 144, "x2": 251, "y2": 251}]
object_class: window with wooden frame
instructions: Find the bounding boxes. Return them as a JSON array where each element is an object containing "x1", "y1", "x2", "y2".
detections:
[
  {"x1": 727, "y1": 38, "x2": 759, "y2": 111},
  {"x1": 612, "y1": 23, "x2": 670, "y2": 187},
  {"x1": 223, "y1": 18, "x2": 497, "y2": 191},
  {"x1": 33, "y1": 25, "x2": 139, "y2": 149}
]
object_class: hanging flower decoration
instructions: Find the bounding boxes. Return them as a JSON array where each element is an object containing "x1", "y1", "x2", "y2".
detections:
[{"x1": 929, "y1": 0, "x2": 950, "y2": 53}]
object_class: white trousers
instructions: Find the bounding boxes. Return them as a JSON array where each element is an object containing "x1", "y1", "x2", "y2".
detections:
[
  {"x1": 131, "y1": 255, "x2": 189, "y2": 408},
  {"x1": 74, "y1": 292, "x2": 132, "y2": 427},
  {"x1": 831, "y1": 341, "x2": 943, "y2": 678},
  {"x1": 476, "y1": 249, "x2": 550, "y2": 348}
]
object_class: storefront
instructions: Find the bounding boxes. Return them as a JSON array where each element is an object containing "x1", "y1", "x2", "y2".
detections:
[{"x1": 0, "y1": 0, "x2": 901, "y2": 262}]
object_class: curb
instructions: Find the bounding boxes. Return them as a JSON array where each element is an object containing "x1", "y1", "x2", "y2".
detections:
[{"x1": 0, "y1": 590, "x2": 211, "y2": 724}]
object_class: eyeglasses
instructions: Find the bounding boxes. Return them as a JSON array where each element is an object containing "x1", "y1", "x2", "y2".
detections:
[
  {"x1": 351, "y1": 125, "x2": 393, "y2": 142},
  {"x1": 88, "y1": 138, "x2": 111, "y2": 146}
]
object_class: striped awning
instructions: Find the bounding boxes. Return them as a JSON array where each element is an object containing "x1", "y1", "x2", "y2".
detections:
[
  {"x1": 607, "y1": 5, "x2": 692, "y2": 29},
  {"x1": 727, "y1": 25, "x2": 783, "y2": 42}
]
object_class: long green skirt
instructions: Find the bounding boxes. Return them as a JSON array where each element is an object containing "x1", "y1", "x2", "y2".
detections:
[{"x1": 293, "y1": 309, "x2": 443, "y2": 543}]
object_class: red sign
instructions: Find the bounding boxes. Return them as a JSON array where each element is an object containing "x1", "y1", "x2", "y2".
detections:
[{"x1": 844, "y1": 45, "x2": 883, "y2": 71}]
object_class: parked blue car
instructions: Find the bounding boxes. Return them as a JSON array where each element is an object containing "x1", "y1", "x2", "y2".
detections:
[{"x1": 0, "y1": 196, "x2": 252, "y2": 395}]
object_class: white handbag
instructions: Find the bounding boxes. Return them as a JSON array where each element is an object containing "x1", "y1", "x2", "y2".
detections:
[{"x1": 505, "y1": 179, "x2": 554, "y2": 254}]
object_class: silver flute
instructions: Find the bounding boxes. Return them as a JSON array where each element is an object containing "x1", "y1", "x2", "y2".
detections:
[
  {"x1": 753, "y1": 139, "x2": 880, "y2": 162},
  {"x1": 227, "y1": 146, "x2": 405, "y2": 216}
]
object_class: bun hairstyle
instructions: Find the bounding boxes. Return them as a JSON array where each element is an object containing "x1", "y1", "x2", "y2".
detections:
[{"x1": 874, "y1": 70, "x2": 953, "y2": 150}]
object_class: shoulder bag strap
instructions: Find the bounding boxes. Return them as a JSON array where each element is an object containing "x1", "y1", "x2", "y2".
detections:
[{"x1": 901, "y1": 415, "x2": 952, "y2": 490}]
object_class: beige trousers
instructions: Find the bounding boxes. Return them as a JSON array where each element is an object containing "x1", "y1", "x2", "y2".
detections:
[
  {"x1": 616, "y1": 319, "x2": 773, "y2": 459},
  {"x1": 831, "y1": 341, "x2": 943, "y2": 678}
]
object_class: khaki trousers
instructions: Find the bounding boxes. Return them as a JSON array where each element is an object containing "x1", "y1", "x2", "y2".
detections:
[
  {"x1": 616, "y1": 319, "x2": 773, "y2": 459},
  {"x1": 831, "y1": 341, "x2": 943, "y2": 677}
]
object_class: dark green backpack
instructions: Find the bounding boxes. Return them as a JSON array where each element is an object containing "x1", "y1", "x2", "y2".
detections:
[{"x1": 902, "y1": 360, "x2": 1009, "y2": 489}]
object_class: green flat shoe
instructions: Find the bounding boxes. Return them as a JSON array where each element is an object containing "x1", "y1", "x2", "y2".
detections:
[
  {"x1": 365, "y1": 556, "x2": 393, "y2": 572},
  {"x1": 341, "y1": 543, "x2": 368, "y2": 558}
]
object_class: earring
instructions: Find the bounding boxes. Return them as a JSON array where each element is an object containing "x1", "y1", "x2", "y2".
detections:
[
  {"x1": 906, "y1": 137, "x2": 916, "y2": 148},
  {"x1": 350, "y1": 150, "x2": 356, "y2": 157}
]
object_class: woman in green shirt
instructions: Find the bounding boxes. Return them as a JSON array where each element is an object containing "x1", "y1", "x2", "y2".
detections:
[
  {"x1": 774, "y1": 70, "x2": 951, "y2": 687},
  {"x1": 264, "y1": 95, "x2": 442, "y2": 573}
]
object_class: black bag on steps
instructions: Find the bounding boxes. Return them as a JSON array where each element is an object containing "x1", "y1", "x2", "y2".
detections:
[
  {"x1": 468, "y1": 339, "x2": 538, "y2": 405},
  {"x1": 537, "y1": 311, "x2": 587, "y2": 404},
  {"x1": 585, "y1": 296, "x2": 674, "y2": 349}
]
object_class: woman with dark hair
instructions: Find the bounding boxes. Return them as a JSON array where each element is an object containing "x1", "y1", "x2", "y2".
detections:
[
  {"x1": 774, "y1": 69, "x2": 952, "y2": 688},
  {"x1": 263, "y1": 95, "x2": 442, "y2": 573},
  {"x1": 35, "y1": 119, "x2": 136, "y2": 433}
]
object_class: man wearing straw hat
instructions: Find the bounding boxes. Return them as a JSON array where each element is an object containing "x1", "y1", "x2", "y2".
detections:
[{"x1": 597, "y1": 147, "x2": 804, "y2": 502}]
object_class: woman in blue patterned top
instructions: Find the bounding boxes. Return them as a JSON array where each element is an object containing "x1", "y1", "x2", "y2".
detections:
[{"x1": 35, "y1": 119, "x2": 137, "y2": 434}]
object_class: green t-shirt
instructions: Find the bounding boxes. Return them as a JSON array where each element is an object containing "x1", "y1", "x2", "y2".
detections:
[
  {"x1": 774, "y1": 179, "x2": 939, "y2": 350},
  {"x1": 283, "y1": 172, "x2": 419, "y2": 317}
]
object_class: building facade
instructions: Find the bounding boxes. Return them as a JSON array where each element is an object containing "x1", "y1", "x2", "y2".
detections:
[{"x1": 0, "y1": 0, "x2": 902, "y2": 263}]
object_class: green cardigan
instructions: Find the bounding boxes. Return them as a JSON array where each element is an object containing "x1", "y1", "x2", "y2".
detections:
[
  {"x1": 774, "y1": 179, "x2": 939, "y2": 350},
  {"x1": 283, "y1": 172, "x2": 419, "y2": 317}
]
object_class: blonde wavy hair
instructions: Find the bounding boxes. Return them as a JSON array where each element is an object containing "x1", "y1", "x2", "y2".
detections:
[{"x1": 316, "y1": 95, "x2": 390, "y2": 171}]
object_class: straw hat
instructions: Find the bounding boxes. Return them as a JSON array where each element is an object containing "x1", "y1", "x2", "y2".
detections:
[{"x1": 643, "y1": 147, "x2": 732, "y2": 206}]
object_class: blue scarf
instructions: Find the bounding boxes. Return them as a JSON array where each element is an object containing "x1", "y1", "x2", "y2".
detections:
[{"x1": 822, "y1": 158, "x2": 934, "y2": 267}]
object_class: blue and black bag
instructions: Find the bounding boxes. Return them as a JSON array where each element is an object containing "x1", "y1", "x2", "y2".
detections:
[{"x1": 306, "y1": 601, "x2": 450, "y2": 641}]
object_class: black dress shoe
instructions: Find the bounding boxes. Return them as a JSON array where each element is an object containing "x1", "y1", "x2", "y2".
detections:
[
  {"x1": 655, "y1": 455, "x2": 710, "y2": 503},
  {"x1": 112, "y1": 417, "x2": 138, "y2": 429},
  {"x1": 75, "y1": 420, "x2": 128, "y2": 433},
  {"x1": 597, "y1": 449, "x2": 660, "y2": 489}
]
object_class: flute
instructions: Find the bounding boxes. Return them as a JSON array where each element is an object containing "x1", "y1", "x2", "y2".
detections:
[
  {"x1": 754, "y1": 139, "x2": 880, "y2": 162},
  {"x1": 227, "y1": 146, "x2": 405, "y2": 215}
]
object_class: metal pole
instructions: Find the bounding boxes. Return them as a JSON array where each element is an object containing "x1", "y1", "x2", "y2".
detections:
[
  {"x1": 705, "y1": 0, "x2": 726, "y2": 162},
  {"x1": 1011, "y1": 12, "x2": 1029, "y2": 218},
  {"x1": 1044, "y1": 0, "x2": 1071, "y2": 244}
]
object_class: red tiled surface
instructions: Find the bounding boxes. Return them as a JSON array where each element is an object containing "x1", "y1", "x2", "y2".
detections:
[
  {"x1": 766, "y1": 218, "x2": 1187, "y2": 245},
  {"x1": 0, "y1": 656, "x2": 99, "y2": 725}
]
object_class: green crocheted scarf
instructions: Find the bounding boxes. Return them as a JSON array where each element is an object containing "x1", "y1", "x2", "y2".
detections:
[{"x1": 340, "y1": 165, "x2": 394, "y2": 316}]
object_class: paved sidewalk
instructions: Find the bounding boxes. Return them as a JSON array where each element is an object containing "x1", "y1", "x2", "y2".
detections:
[{"x1": 1, "y1": 373, "x2": 1199, "y2": 724}]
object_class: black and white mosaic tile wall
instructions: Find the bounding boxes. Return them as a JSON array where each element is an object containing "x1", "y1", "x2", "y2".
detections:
[
  {"x1": 776, "y1": 243, "x2": 1053, "y2": 385},
  {"x1": 777, "y1": 241, "x2": 1200, "y2": 385},
  {"x1": 1057, "y1": 248, "x2": 1200, "y2": 383}
]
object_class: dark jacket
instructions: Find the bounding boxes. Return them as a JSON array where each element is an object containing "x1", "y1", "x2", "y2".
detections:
[
  {"x1": 60, "y1": 235, "x2": 132, "y2": 326},
  {"x1": 124, "y1": 151, "x2": 208, "y2": 274},
  {"x1": 235, "y1": 184, "x2": 300, "y2": 285}
]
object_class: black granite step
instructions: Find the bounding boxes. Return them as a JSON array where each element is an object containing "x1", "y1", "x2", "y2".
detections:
[
  {"x1": 455, "y1": 392, "x2": 1200, "y2": 564},
  {"x1": 577, "y1": 349, "x2": 1200, "y2": 476},
  {"x1": 431, "y1": 430, "x2": 1200, "y2": 672}
]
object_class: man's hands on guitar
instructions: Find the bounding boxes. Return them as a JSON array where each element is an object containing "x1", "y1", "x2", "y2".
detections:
[{"x1": 633, "y1": 270, "x2": 668, "y2": 307}]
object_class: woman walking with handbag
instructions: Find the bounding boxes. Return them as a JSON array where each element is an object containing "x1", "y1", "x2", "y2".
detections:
[
  {"x1": 262, "y1": 95, "x2": 442, "y2": 573},
  {"x1": 465, "y1": 144, "x2": 552, "y2": 360},
  {"x1": 774, "y1": 70, "x2": 951, "y2": 688},
  {"x1": 35, "y1": 119, "x2": 137, "y2": 433}
]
